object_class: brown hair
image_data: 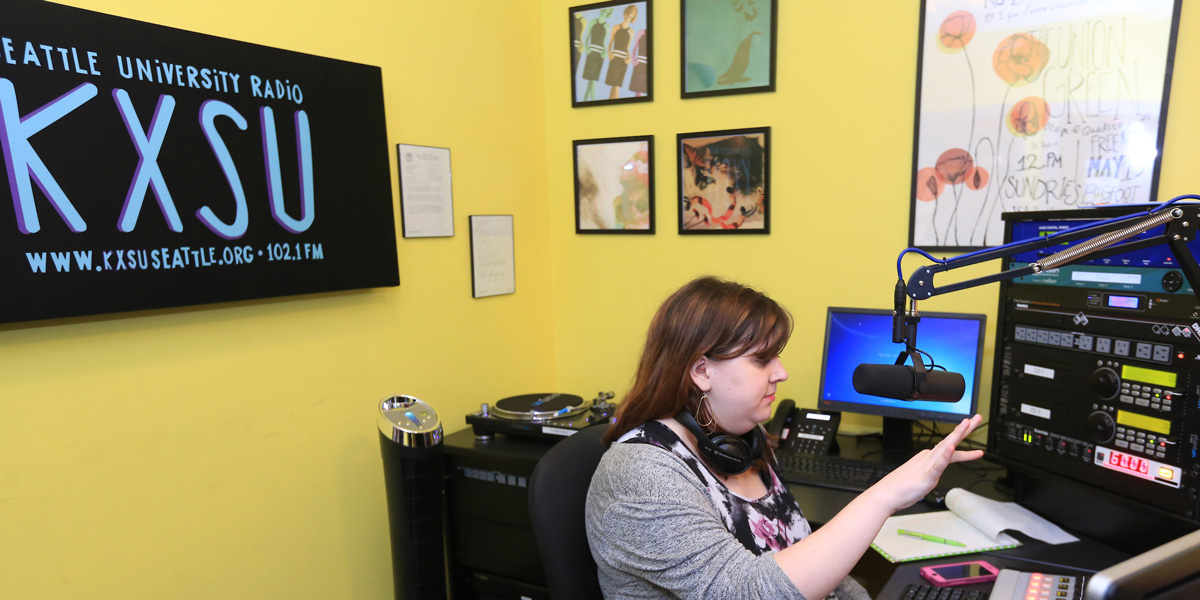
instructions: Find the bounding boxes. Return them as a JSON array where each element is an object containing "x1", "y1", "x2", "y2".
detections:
[{"x1": 603, "y1": 276, "x2": 793, "y2": 446}]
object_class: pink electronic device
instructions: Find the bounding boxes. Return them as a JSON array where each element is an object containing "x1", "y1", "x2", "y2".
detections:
[{"x1": 919, "y1": 560, "x2": 1000, "y2": 587}]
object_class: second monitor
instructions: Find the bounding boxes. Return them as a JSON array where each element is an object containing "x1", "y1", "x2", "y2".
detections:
[{"x1": 817, "y1": 307, "x2": 987, "y2": 456}]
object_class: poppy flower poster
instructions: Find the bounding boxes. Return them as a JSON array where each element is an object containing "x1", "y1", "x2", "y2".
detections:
[{"x1": 909, "y1": 0, "x2": 1182, "y2": 250}]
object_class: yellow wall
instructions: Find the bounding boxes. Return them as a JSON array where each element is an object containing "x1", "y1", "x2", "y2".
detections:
[
  {"x1": 4, "y1": 1, "x2": 1200, "y2": 599},
  {"x1": 3, "y1": 1, "x2": 554, "y2": 598}
]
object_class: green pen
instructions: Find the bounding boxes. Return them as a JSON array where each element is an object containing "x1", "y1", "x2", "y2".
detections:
[{"x1": 897, "y1": 529, "x2": 966, "y2": 547}]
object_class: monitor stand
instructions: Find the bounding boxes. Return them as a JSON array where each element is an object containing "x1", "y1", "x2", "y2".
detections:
[{"x1": 880, "y1": 417, "x2": 915, "y2": 462}]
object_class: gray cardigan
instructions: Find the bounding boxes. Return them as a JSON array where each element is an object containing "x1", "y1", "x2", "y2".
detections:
[{"x1": 585, "y1": 441, "x2": 873, "y2": 600}]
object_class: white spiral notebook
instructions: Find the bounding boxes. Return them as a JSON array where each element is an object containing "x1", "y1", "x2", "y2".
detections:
[{"x1": 870, "y1": 488, "x2": 1078, "y2": 563}]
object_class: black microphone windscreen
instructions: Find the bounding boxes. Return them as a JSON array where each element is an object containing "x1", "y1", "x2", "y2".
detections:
[
  {"x1": 852, "y1": 364, "x2": 966, "y2": 402},
  {"x1": 915, "y1": 370, "x2": 965, "y2": 402},
  {"x1": 852, "y1": 364, "x2": 916, "y2": 400}
]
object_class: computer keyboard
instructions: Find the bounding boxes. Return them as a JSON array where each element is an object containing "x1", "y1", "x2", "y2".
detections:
[
  {"x1": 774, "y1": 451, "x2": 893, "y2": 492},
  {"x1": 896, "y1": 583, "x2": 989, "y2": 600}
]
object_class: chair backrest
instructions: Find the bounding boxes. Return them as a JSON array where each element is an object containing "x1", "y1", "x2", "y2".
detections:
[{"x1": 528, "y1": 424, "x2": 610, "y2": 600}]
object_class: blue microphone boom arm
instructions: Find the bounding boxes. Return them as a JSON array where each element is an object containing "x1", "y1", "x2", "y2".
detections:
[{"x1": 893, "y1": 200, "x2": 1200, "y2": 368}]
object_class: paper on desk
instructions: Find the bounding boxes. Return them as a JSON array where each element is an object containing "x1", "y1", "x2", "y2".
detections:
[
  {"x1": 871, "y1": 510, "x2": 1021, "y2": 562},
  {"x1": 946, "y1": 488, "x2": 1079, "y2": 545}
]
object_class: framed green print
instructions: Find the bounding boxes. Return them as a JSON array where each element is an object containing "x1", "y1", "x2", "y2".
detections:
[{"x1": 681, "y1": 0, "x2": 777, "y2": 98}]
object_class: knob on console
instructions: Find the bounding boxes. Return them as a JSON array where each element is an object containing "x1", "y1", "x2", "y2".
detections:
[
  {"x1": 1087, "y1": 411, "x2": 1116, "y2": 444},
  {"x1": 1163, "y1": 271, "x2": 1184, "y2": 293},
  {"x1": 1089, "y1": 367, "x2": 1120, "y2": 400}
]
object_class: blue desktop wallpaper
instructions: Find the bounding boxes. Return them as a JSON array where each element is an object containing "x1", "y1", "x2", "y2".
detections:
[{"x1": 819, "y1": 310, "x2": 983, "y2": 420}]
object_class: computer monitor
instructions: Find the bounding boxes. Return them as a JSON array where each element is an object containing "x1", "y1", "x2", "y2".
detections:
[
  {"x1": 1085, "y1": 527, "x2": 1200, "y2": 599},
  {"x1": 817, "y1": 307, "x2": 986, "y2": 456}
]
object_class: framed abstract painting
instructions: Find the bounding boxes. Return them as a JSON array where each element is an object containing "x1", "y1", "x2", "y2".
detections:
[
  {"x1": 574, "y1": 135, "x2": 655, "y2": 233},
  {"x1": 677, "y1": 127, "x2": 769, "y2": 234}
]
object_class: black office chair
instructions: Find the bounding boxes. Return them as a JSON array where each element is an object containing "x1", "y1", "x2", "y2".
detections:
[{"x1": 528, "y1": 423, "x2": 610, "y2": 600}]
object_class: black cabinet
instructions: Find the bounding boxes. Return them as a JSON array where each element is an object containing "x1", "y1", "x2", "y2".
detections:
[{"x1": 443, "y1": 428, "x2": 560, "y2": 600}]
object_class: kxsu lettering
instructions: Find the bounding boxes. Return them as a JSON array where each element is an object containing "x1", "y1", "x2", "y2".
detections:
[{"x1": 0, "y1": 78, "x2": 313, "y2": 238}]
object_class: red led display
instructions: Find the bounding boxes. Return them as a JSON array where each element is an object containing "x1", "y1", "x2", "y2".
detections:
[{"x1": 1108, "y1": 451, "x2": 1149, "y2": 475}]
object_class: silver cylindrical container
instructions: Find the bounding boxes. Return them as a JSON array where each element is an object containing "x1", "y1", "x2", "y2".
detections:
[{"x1": 377, "y1": 395, "x2": 445, "y2": 600}]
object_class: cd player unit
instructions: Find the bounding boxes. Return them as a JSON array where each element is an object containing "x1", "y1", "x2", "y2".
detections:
[{"x1": 991, "y1": 206, "x2": 1200, "y2": 523}]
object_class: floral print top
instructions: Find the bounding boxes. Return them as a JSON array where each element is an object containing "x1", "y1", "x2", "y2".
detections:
[{"x1": 619, "y1": 420, "x2": 811, "y2": 555}]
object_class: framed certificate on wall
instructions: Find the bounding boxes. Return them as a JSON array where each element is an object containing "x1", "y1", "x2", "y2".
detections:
[{"x1": 398, "y1": 144, "x2": 454, "y2": 238}]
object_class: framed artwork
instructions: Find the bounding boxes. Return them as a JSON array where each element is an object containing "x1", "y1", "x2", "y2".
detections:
[
  {"x1": 681, "y1": 0, "x2": 777, "y2": 98},
  {"x1": 910, "y1": 0, "x2": 1183, "y2": 250},
  {"x1": 573, "y1": 135, "x2": 655, "y2": 233},
  {"x1": 397, "y1": 144, "x2": 454, "y2": 238},
  {"x1": 570, "y1": 0, "x2": 653, "y2": 107},
  {"x1": 677, "y1": 127, "x2": 769, "y2": 234},
  {"x1": 469, "y1": 215, "x2": 515, "y2": 298}
]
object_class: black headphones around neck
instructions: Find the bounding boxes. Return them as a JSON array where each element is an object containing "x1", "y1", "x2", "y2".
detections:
[{"x1": 674, "y1": 407, "x2": 764, "y2": 475}]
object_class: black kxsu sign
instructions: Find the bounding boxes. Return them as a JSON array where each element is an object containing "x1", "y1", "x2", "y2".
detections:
[{"x1": 0, "y1": 0, "x2": 399, "y2": 324}]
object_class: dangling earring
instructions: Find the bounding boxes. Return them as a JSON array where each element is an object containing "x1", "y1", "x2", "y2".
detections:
[{"x1": 696, "y1": 394, "x2": 714, "y2": 427}]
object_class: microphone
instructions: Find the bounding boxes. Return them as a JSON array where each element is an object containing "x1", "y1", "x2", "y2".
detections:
[{"x1": 852, "y1": 363, "x2": 965, "y2": 402}]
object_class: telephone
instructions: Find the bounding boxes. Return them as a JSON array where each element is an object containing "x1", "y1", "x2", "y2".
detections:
[{"x1": 765, "y1": 400, "x2": 842, "y2": 455}]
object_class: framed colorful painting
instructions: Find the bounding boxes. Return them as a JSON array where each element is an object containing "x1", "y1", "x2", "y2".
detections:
[
  {"x1": 574, "y1": 136, "x2": 655, "y2": 233},
  {"x1": 680, "y1": 0, "x2": 777, "y2": 98},
  {"x1": 677, "y1": 127, "x2": 769, "y2": 234},
  {"x1": 571, "y1": 0, "x2": 653, "y2": 107},
  {"x1": 910, "y1": 0, "x2": 1182, "y2": 250}
]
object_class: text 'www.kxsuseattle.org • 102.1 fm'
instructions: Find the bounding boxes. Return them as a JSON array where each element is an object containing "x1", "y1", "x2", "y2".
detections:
[{"x1": 24, "y1": 242, "x2": 325, "y2": 274}]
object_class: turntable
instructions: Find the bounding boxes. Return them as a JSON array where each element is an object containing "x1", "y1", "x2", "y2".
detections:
[{"x1": 466, "y1": 391, "x2": 615, "y2": 440}]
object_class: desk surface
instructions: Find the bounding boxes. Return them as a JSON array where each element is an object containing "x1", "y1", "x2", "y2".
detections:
[
  {"x1": 788, "y1": 433, "x2": 1131, "y2": 598},
  {"x1": 443, "y1": 425, "x2": 1133, "y2": 599}
]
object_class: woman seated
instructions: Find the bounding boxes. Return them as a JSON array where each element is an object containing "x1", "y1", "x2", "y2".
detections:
[{"x1": 586, "y1": 276, "x2": 983, "y2": 599}]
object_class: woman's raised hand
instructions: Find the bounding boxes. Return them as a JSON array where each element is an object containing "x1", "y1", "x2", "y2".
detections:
[{"x1": 865, "y1": 414, "x2": 984, "y2": 512}]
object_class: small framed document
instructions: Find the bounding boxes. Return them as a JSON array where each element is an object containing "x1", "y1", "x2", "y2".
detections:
[
  {"x1": 469, "y1": 215, "x2": 515, "y2": 298},
  {"x1": 397, "y1": 143, "x2": 454, "y2": 238}
]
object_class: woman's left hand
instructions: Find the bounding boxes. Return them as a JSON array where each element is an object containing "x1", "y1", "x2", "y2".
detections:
[{"x1": 864, "y1": 414, "x2": 984, "y2": 512}]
